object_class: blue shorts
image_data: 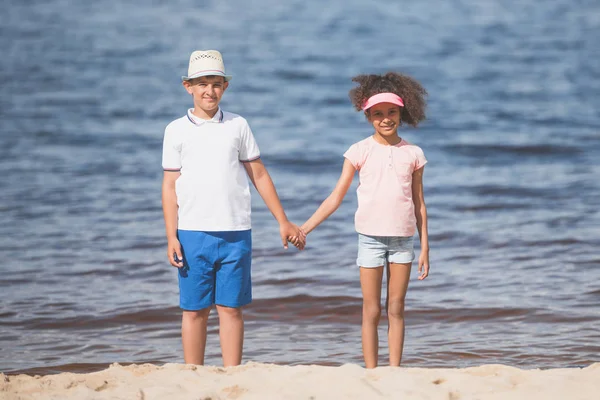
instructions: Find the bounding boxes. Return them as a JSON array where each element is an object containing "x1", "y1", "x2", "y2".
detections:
[
  {"x1": 357, "y1": 233, "x2": 414, "y2": 268},
  {"x1": 177, "y1": 229, "x2": 252, "y2": 310}
]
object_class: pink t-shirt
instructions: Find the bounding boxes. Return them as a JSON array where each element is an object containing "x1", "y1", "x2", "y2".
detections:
[{"x1": 344, "y1": 136, "x2": 427, "y2": 237}]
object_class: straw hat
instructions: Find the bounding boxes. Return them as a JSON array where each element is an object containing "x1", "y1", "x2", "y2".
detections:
[{"x1": 182, "y1": 50, "x2": 232, "y2": 81}]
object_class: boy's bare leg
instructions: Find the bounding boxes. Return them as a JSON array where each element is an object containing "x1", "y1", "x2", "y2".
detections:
[
  {"x1": 386, "y1": 262, "x2": 411, "y2": 366},
  {"x1": 360, "y1": 266, "x2": 384, "y2": 369},
  {"x1": 181, "y1": 307, "x2": 211, "y2": 364},
  {"x1": 216, "y1": 305, "x2": 244, "y2": 367}
]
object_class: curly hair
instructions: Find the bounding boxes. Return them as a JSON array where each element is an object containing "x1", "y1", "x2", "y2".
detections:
[{"x1": 349, "y1": 72, "x2": 428, "y2": 127}]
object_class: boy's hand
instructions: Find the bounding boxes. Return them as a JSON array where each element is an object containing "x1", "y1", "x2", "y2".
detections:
[
  {"x1": 167, "y1": 238, "x2": 184, "y2": 268},
  {"x1": 279, "y1": 221, "x2": 306, "y2": 250},
  {"x1": 418, "y1": 250, "x2": 430, "y2": 280}
]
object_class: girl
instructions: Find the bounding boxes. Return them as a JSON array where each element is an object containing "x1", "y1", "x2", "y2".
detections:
[{"x1": 301, "y1": 72, "x2": 430, "y2": 368}]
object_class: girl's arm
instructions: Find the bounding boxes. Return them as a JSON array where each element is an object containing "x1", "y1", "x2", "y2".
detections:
[
  {"x1": 301, "y1": 159, "x2": 356, "y2": 235},
  {"x1": 412, "y1": 166, "x2": 429, "y2": 280}
]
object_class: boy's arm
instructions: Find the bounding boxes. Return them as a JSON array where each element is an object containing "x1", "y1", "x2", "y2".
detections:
[
  {"x1": 412, "y1": 166, "x2": 429, "y2": 280},
  {"x1": 243, "y1": 159, "x2": 305, "y2": 249},
  {"x1": 162, "y1": 171, "x2": 183, "y2": 267},
  {"x1": 301, "y1": 159, "x2": 356, "y2": 235}
]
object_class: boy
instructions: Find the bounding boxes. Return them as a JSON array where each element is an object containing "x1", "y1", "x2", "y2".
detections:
[{"x1": 161, "y1": 50, "x2": 305, "y2": 366}]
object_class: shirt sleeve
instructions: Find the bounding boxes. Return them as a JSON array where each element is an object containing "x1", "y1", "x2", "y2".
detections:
[
  {"x1": 162, "y1": 125, "x2": 182, "y2": 171},
  {"x1": 343, "y1": 143, "x2": 361, "y2": 169},
  {"x1": 239, "y1": 120, "x2": 261, "y2": 162},
  {"x1": 414, "y1": 146, "x2": 427, "y2": 171}
]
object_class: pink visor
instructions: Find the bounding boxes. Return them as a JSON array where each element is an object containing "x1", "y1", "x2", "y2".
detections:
[{"x1": 362, "y1": 93, "x2": 404, "y2": 110}]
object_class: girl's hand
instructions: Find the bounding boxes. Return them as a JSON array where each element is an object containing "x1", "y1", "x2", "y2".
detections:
[
  {"x1": 288, "y1": 227, "x2": 308, "y2": 250},
  {"x1": 418, "y1": 250, "x2": 430, "y2": 280},
  {"x1": 167, "y1": 238, "x2": 184, "y2": 268}
]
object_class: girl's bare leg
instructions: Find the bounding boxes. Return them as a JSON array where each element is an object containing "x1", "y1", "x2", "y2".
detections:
[
  {"x1": 360, "y1": 266, "x2": 384, "y2": 368},
  {"x1": 181, "y1": 307, "x2": 211, "y2": 364},
  {"x1": 216, "y1": 305, "x2": 244, "y2": 367},
  {"x1": 386, "y1": 262, "x2": 411, "y2": 366}
]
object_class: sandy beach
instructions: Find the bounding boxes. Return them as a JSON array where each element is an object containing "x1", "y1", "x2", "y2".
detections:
[{"x1": 2, "y1": 362, "x2": 599, "y2": 400}]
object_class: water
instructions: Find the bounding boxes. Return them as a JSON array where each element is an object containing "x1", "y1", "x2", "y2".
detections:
[{"x1": 1, "y1": 0, "x2": 599, "y2": 374}]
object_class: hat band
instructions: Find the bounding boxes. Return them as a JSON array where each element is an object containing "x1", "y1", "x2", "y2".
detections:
[
  {"x1": 362, "y1": 93, "x2": 404, "y2": 110},
  {"x1": 188, "y1": 69, "x2": 227, "y2": 77}
]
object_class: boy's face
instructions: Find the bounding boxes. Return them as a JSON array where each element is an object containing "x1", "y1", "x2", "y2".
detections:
[
  {"x1": 183, "y1": 76, "x2": 228, "y2": 112},
  {"x1": 366, "y1": 102, "x2": 402, "y2": 137}
]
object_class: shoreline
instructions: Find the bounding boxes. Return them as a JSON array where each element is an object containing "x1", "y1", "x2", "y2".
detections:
[{"x1": 3, "y1": 361, "x2": 599, "y2": 399}]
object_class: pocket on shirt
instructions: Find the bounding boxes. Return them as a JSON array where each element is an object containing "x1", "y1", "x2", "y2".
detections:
[{"x1": 393, "y1": 162, "x2": 413, "y2": 180}]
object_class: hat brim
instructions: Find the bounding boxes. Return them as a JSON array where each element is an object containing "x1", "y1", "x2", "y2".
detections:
[
  {"x1": 362, "y1": 93, "x2": 404, "y2": 110},
  {"x1": 182, "y1": 71, "x2": 232, "y2": 82}
]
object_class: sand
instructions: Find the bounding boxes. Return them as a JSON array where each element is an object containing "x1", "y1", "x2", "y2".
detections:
[{"x1": 2, "y1": 362, "x2": 599, "y2": 400}]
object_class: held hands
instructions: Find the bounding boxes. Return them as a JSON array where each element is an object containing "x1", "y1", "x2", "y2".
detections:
[
  {"x1": 279, "y1": 221, "x2": 307, "y2": 250},
  {"x1": 418, "y1": 250, "x2": 430, "y2": 280}
]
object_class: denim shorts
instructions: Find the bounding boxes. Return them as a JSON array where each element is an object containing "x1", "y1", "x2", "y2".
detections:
[
  {"x1": 177, "y1": 229, "x2": 252, "y2": 310},
  {"x1": 357, "y1": 233, "x2": 414, "y2": 268}
]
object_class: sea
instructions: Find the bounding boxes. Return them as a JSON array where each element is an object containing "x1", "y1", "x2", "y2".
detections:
[{"x1": 1, "y1": 0, "x2": 599, "y2": 374}]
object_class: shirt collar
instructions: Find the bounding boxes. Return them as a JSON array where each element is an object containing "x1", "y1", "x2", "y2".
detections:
[{"x1": 187, "y1": 108, "x2": 224, "y2": 126}]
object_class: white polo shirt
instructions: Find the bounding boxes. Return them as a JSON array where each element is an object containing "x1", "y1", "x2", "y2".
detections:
[{"x1": 162, "y1": 108, "x2": 260, "y2": 231}]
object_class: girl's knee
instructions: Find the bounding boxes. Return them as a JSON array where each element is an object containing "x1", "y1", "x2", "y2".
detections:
[
  {"x1": 362, "y1": 302, "x2": 382, "y2": 322},
  {"x1": 387, "y1": 299, "x2": 406, "y2": 319}
]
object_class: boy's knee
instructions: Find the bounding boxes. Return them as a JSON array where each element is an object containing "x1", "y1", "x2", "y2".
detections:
[
  {"x1": 183, "y1": 308, "x2": 211, "y2": 322},
  {"x1": 216, "y1": 305, "x2": 243, "y2": 319}
]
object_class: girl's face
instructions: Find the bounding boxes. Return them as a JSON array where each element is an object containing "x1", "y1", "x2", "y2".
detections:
[{"x1": 366, "y1": 102, "x2": 402, "y2": 137}]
